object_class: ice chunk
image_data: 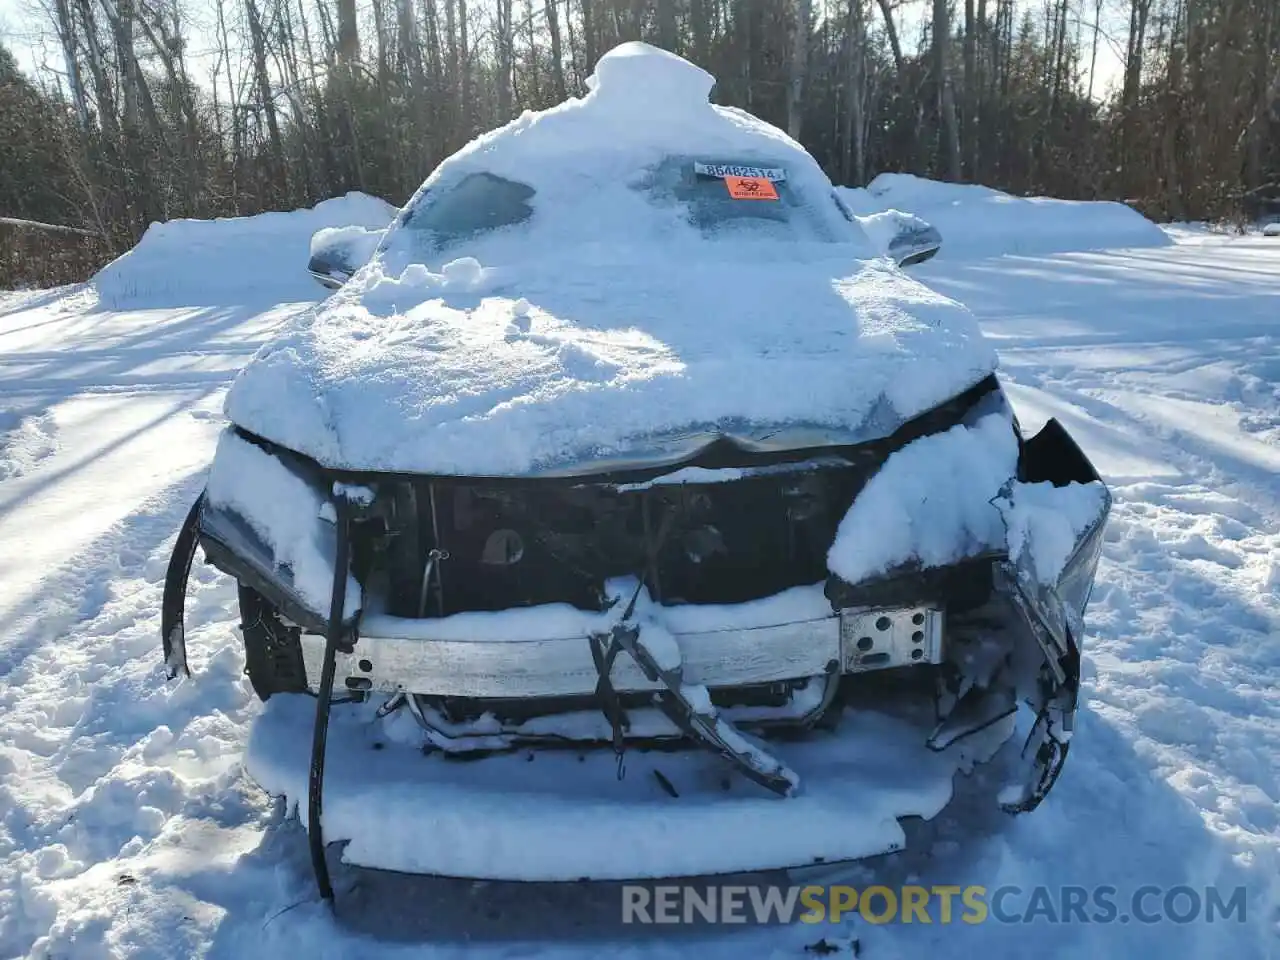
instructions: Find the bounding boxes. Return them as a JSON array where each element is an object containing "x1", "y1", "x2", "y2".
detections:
[{"x1": 440, "y1": 256, "x2": 486, "y2": 289}]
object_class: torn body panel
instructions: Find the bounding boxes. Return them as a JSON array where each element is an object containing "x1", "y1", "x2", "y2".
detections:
[{"x1": 165, "y1": 398, "x2": 1109, "y2": 881}]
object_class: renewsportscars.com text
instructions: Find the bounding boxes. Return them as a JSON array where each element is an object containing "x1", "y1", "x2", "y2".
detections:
[{"x1": 620, "y1": 884, "x2": 1248, "y2": 926}]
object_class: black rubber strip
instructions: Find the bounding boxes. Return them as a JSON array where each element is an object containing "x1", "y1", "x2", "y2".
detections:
[
  {"x1": 308, "y1": 496, "x2": 351, "y2": 904},
  {"x1": 161, "y1": 493, "x2": 206, "y2": 678}
]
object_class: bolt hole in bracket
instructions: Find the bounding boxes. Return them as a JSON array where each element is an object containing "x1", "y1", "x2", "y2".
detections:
[{"x1": 839, "y1": 606, "x2": 944, "y2": 673}]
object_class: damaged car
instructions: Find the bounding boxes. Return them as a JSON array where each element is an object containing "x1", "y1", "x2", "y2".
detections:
[{"x1": 162, "y1": 42, "x2": 1111, "y2": 895}]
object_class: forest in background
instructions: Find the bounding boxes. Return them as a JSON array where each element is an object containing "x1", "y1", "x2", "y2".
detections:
[{"x1": 1, "y1": 0, "x2": 1277, "y2": 285}]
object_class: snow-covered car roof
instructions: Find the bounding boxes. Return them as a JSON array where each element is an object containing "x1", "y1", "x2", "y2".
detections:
[{"x1": 224, "y1": 42, "x2": 998, "y2": 477}]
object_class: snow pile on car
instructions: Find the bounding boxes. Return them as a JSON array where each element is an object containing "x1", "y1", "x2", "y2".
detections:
[
  {"x1": 205, "y1": 430, "x2": 361, "y2": 614},
  {"x1": 386, "y1": 41, "x2": 868, "y2": 261},
  {"x1": 827, "y1": 412, "x2": 1019, "y2": 583},
  {"x1": 307, "y1": 224, "x2": 385, "y2": 272},
  {"x1": 93, "y1": 192, "x2": 398, "y2": 308},
  {"x1": 827, "y1": 409, "x2": 1107, "y2": 585},
  {"x1": 839, "y1": 173, "x2": 1172, "y2": 259},
  {"x1": 223, "y1": 44, "x2": 1000, "y2": 477}
]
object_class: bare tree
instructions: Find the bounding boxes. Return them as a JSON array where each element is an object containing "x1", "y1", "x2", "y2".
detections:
[
  {"x1": 336, "y1": 0, "x2": 358, "y2": 61},
  {"x1": 786, "y1": 0, "x2": 810, "y2": 138},
  {"x1": 933, "y1": 0, "x2": 962, "y2": 179}
]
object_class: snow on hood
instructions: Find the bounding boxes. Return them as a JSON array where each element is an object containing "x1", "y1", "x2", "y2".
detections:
[{"x1": 223, "y1": 44, "x2": 998, "y2": 476}]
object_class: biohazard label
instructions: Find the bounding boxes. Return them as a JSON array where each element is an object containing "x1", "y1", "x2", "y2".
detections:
[
  {"x1": 693, "y1": 162, "x2": 787, "y2": 182},
  {"x1": 724, "y1": 176, "x2": 779, "y2": 200}
]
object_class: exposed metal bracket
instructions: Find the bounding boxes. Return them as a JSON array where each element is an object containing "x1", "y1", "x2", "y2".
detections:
[
  {"x1": 597, "y1": 621, "x2": 800, "y2": 798},
  {"x1": 839, "y1": 605, "x2": 944, "y2": 673}
]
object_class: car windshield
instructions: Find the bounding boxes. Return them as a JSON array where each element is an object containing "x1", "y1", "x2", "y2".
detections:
[
  {"x1": 396, "y1": 156, "x2": 854, "y2": 258},
  {"x1": 644, "y1": 156, "x2": 848, "y2": 243},
  {"x1": 399, "y1": 172, "x2": 535, "y2": 250}
]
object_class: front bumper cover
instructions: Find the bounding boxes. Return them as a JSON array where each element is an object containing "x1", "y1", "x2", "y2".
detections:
[{"x1": 161, "y1": 415, "x2": 1109, "y2": 886}]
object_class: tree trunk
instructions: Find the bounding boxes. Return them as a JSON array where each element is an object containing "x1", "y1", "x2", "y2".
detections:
[
  {"x1": 398, "y1": 0, "x2": 423, "y2": 82},
  {"x1": 875, "y1": 0, "x2": 903, "y2": 71},
  {"x1": 495, "y1": 0, "x2": 514, "y2": 119},
  {"x1": 1087, "y1": 0, "x2": 1102, "y2": 100},
  {"x1": 51, "y1": 0, "x2": 88, "y2": 126},
  {"x1": 337, "y1": 0, "x2": 359, "y2": 61},
  {"x1": 245, "y1": 0, "x2": 286, "y2": 193},
  {"x1": 786, "y1": 0, "x2": 811, "y2": 140},
  {"x1": 842, "y1": 0, "x2": 867, "y2": 184},
  {"x1": 545, "y1": 0, "x2": 567, "y2": 100},
  {"x1": 963, "y1": 0, "x2": 976, "y2": 175},
  {"x1": 580, "y1": 0, "x2": 597, "y2": 72},
  {"x1": 933, "y1": 0, "x2": 962, "y2": 179},
  {"x1": 458, "y1": 0, "x2": 470, "y2": 130},
  {"x1": 656, "y1": 0, "x2": 678, "y2": 52}
]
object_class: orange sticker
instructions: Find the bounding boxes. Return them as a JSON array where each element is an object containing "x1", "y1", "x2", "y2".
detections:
[{"x1": 724, "y1": 176, "x2": 779, "y2": 200}]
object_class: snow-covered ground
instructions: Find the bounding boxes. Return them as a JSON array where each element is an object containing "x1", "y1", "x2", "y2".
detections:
[{"x1": 1, "y1": 206, "x2": 1278, "y2": 957}]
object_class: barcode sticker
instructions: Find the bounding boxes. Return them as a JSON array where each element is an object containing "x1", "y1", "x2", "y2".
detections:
[{"x1": 694, "y1": 162, "x2": 787, "y2": 182}]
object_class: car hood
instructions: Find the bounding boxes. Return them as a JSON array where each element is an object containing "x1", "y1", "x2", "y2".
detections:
[{"x1": 223, "y1": 255, "x2": 997, "y2": 477}]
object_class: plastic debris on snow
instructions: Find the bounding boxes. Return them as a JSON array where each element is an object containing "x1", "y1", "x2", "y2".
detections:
[
  {"x1": 839, "y1": 173, "x2": 1172, "y2": 259},
  {"x1": 204, "y1": 429, "x2": 361, "y2": 614},
  {"x1": 222, "y1": 43, "x2": 998, "y2": 476}
]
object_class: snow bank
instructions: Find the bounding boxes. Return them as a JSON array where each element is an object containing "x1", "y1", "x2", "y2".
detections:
[
  {"x1": 224, "y1": 45, "x2": 997, "y2": 476},
  {"x1": 93, "y1": 192, "x2": 397, "y2": 308},
  {"x1": 839, "y1": 173, "x2": 1172, "y2": 259}
]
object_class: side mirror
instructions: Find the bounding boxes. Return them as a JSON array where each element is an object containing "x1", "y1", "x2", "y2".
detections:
[
  {"x1": 889, "y1": 220, "x2": 942, "y2": 266},
  {"x1": 856, "y1": 209, "x2": 943, "y2": 267},
  {"x1": 307, "y1": 225, "x2": 386, "y2": 290}
]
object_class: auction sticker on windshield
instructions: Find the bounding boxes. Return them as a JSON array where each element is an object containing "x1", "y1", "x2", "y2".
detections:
[
  {"x1": 724, "y1": 176, "x2": 779, "y2": 200},
  {"x1": 694, "y1": 162, "x2": 787, "y2": 181}
]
